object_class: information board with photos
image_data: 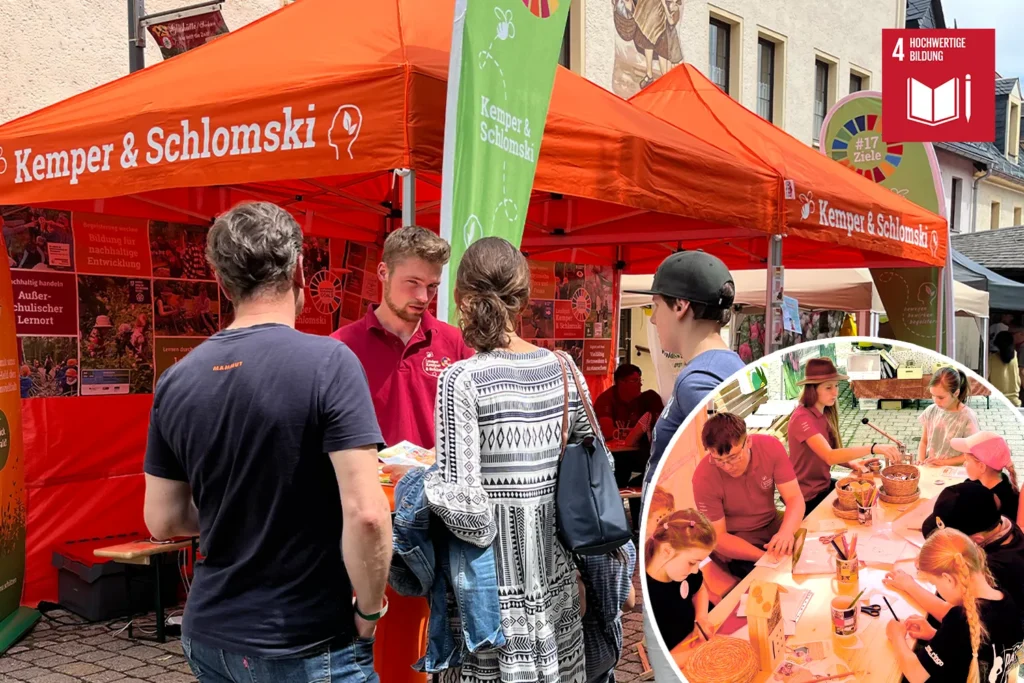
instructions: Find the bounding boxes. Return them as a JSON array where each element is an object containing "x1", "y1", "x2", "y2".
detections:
[
  {"x1": 519, "y1": 261, "x2": 617, "y2": 375},
  {"x1": 3, "y1": 205, "x2": 359, "y2": 398}
]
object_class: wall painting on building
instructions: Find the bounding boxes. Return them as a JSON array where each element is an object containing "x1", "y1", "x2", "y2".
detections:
[{"x1": 612, "y1": 0, "x2": 684, "y2": 98}]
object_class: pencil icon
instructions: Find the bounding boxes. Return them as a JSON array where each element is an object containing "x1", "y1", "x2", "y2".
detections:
[{"x1": 966, "y1": 74, "x2": 972, "y2": 122}]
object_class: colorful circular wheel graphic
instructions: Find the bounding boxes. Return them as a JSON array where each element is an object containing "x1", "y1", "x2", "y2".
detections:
[
  {"x1": 309, "y1": 269, "x2": 344, "y2": 315},
  {"x1": 571, "y1": 288, "x2": 592, "y2": 322},
  {"x1": 523, "y1": 0, "x2": 559, "y2": 18},
  {"x1": 828, "y1": 114, "x2": 903, "y2": 183}
]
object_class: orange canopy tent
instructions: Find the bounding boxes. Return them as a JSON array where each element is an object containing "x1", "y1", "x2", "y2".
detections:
[
  {"x1": 0, "y1": 0, "x2": 781, "y2": 255},
  {"x1": 629, "y1": 64, "x2": 949, "y2": 270},
  {"x1": 0, "y1": 0, "x2": 948, "y2": 626}
]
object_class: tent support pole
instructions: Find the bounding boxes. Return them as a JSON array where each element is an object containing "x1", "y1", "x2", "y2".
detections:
[
  {"x1": 981, "y1": 317, "x2": 989, "y2": 380},
  {"x1": 128, "y1": 0, "x2": 146, "y2": 73},
  {"x1": 400, "y1": 169, "x2": 416, "y2": 227},
  {"x1": 943, "y1": 252, "x2": 956, "y2": 358},
  {"x1": 764, "y1": 235, "x2": 783, "y2": 356}
]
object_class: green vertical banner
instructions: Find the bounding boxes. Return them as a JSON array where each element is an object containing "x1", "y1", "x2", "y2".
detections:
[
  {"x1": 820, "y1": 94, "x2": 946, "y2": 350},
  {"x1": 437, "y1": 0, "x2": 572, "y2": 323},
  {"x1": 0, "y1": 239, "x2": 36, "y2": 652}
]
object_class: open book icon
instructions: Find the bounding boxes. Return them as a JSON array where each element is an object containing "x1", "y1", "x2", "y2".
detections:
[{"x1": 907, "y1": 77, "x2": 960, "y2": 126}]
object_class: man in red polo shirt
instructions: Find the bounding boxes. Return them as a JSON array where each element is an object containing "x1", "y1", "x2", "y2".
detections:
[
  {"x1": 332, "y1": 226, "x2": 471, "y2": 683},
  {"x1": 332, "y1": 226, "x2": 473, "y2": 450}
]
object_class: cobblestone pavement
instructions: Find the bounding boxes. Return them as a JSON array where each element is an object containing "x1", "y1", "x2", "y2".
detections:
[{"x1": 2, "y1": 569, "x2": 650, "y2": 683}]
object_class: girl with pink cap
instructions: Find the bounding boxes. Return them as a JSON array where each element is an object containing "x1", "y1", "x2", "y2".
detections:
[{"x1": 952, "y1": 431, "x2": 1020, "y2": 524}]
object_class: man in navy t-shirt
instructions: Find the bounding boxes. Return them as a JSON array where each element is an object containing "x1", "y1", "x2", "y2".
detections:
[{"x1": 143, "y1": 202, "x2": 392, "y2": 682}]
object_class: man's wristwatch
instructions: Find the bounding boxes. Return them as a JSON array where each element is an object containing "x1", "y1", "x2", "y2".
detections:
[{"x1": 353, "y1": 595, "x2": 388, "y2": 622}]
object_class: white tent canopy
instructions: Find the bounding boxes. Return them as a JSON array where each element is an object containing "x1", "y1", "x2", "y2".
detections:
[{"x1": 621, "y1": 269, "x2": 989, "y2": 318}]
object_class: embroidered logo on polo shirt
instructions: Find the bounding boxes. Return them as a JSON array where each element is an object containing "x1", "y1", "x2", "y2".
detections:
[
  {"x1": 760, "y1": 475, "x2": 774, "y2": 490},
  {"x1": 422, "y1": 351, "x2": 452, "y2": 378}
]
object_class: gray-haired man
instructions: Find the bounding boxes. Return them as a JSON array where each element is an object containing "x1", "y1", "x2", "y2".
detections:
[{"x1": 143, "y1": 202, "x2": 392, "y2": 682}]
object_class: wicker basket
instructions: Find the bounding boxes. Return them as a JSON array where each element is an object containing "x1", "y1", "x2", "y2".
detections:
[
  {"x1": 836, "y1": 477, "x2": 874, "y2": 510},
  {"x1": 613, "y1": 0, "x2": 636, "y2": 41},
  {"x1": 881, "y1": 464, "x2": 920, "y2": 498},
  {"x1": 832, "y1": 498, "x2": 860, "y2": 520},
  {"x1": 680, "y1": 636, "x2": 759, "y2": 683}
]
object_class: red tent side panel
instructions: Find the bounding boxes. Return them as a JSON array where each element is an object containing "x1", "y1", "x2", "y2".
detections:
[{"x1": 23, "y1": 396, "x2": 150, "y2": 604}]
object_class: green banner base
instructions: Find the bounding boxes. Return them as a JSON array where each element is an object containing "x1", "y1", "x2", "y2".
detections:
[{"x1": 0, "y1": 607, "x2": 40, "y2": 654}]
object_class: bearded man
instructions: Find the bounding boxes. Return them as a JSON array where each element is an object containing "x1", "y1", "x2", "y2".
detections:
[{"x1": 331, "y1": 225, "x2": 473, "y2": 450}]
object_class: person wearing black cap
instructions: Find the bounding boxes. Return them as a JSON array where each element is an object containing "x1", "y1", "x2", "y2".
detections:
[
  {"x1": 884, "y1": 481, "x2": 1024, "y2": 625},
  {"x1": 626, "y1": 251, "x2": 742, "y2": 683},
  {"x1": 626, "y1": 251, "x2": 744, "y2": 493}
]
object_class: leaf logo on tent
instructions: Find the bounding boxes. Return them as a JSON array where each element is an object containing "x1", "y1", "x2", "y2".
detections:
[
  {"x1": 328, "y1": 105, "x2": 363, "y2": 161},
  {"x1": 0, "y1": 146, "x2": 7, "y2": 176}
]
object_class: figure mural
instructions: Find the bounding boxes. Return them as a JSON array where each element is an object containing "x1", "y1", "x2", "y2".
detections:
[{"x1": 612, "y1": 0, "x2": 684, "y2": 97}]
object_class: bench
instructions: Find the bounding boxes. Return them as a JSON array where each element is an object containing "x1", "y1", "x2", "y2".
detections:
[{"x1": 94, "y1": 537, "x2": 197, "y2": 643}]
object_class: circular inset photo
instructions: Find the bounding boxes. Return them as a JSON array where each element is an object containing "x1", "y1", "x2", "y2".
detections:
[{"x1": 639, "y1": 336, "x2": 1024, "y2": 683}]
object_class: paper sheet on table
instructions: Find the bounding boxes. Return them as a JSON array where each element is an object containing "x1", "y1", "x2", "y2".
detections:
[
  {"x1": 865, "y1": 590, "x2": 920, "y2": 621},
  {"x1": 755, "y1": 552, "x2": 788, "y2": 569},
  {"x1": 793, "y1": 533, "x2": 836, "y2": 575},
  {"x1": 756, "y1": 399, "x2": 799, "y2": 416},
  {"x1": 818, "y1": 519, "x2": 847, "y2": 531},
  {"x1": 942, "y1": 466, "x2": 968, "y2": 479},
  {"x1": 856, "y1": 534, "x2": 908, "y2": 565},
  {"x1": 893, "y1": 498, "x2": 936, "y2": 547},
  {"x1": 745, "y1": 414, "x2": 776, "y2": 429}
]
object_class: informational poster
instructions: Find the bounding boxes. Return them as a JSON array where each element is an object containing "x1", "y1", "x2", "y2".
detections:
[
  {"x1": 295, "y1": 237, "x2": 336, "y2": 336},
  {"x1": 1, "y1": 207, "x2": 74, "y2": 271},
  {"x1": 146, "y1": 8, "x2": 230, "y2": 60},
  {"x1": 339, "y1": 242, "x2": 379, "y2": 326},
  {"x1": 0, "y1": 238, "x2": 30, "y2": 648},
  {"x1": 74, "y1": 213, "x2": 152, "y2": 277},
  {"x1": 520, "y1": 261, "x2": 617, "y2": 376},
  {"x1": 77, "y1": 276, "x2": 154, "y2": 395},
  {"x1": 437, "y1": 0, "x2": 571, "y2": 322}
]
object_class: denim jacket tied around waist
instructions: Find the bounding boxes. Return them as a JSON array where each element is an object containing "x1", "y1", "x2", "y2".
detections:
[{"x1": 390, "y1": 466, "x2": 505, "y2": 673}]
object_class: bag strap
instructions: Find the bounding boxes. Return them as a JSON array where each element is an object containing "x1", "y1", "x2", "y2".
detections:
[
  {"x1": 558, "y1": 353, "x2": 570, "y2": 457},
  {"x1": 556, "y1": 351, "x2": 600, "y2": 439}
]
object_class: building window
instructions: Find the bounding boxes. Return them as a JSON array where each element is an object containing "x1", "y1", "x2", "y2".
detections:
[
  {"x1": 1015, "y1": 207, "x2": 1022, "y2": 226},
  {"x1": 757, "y1": 39, "x2": 776, "y2": 122},
  {"x1": 991, "y1": 201, "x2": 1001, "y2": 230},
  {"x1": 813, "y1": 60, "x2": 830, "y2": 143},
  {"x1": 949, "y1": 177, "x2": 962, "y2": 232},
  {"x1": 709, "y1": 19, "x2": 731, "y2": 92},
  {"x1": 1009, "y1": 101, "x2": 1021, "y2": 162},
  {"x1": 850, "y1": 73, "x2": 863, "y2": 94}
]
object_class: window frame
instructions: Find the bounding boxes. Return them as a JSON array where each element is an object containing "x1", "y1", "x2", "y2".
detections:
[
  {"x1": 757, "y1": 38, "x2": 776, "y2": 123},
  {"x1": 709, "y1": 18, "x2": 732, "y2": 93}
]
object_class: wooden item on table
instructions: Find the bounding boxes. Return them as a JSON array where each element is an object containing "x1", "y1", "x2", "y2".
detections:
[
  {"x1": 745, "y1": 581, "x2": 786, "y2": 674},
  {"x1": 680, "y1": 636, "x2": 759, "y2": 683},
  {"x1": 835, "y1": 477, "x2": 861, "y2": 509},
  {"x1": 831, "y1": 499, "x2": 859, "y2": 520},
  {"x1": 880, "y1": 464, "x2": 920, "y2": 498},
  {"x1": 879, "y1": 490, "x2": 920, "y2": 505}
]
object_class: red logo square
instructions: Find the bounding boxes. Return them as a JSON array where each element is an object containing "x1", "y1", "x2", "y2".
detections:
[{"x1": 882, "y1": 29, "x2": 995, "y2": 143}]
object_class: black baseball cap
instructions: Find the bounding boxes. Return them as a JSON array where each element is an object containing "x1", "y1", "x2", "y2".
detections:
[
  {"x1": 922, "y1": 481, "x2": 1001, "y2": 538},
  {"x1": 624, "y1": 251, "x2": 735, "y2": 307}
]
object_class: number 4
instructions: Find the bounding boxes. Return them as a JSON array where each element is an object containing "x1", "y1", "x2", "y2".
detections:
[{"x1": 892, "y1": 37, "x2": 904, "y2": 62}]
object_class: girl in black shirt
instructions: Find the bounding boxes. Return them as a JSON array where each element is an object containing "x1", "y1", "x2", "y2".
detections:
[
  {"x1": 644, "y1": 509, "x2": 718, "y2": 661},
  {"x1": 953, "y1": 431, "x2": 1019, "y2": 522},
  {"x1": 887, "y1": 528, "x2": 1023, "y2": 683}
]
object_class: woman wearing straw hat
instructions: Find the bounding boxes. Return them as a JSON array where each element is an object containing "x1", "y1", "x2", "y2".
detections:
[{"x1": 788, "y1": 358, "x2": 902, "y2": 514}]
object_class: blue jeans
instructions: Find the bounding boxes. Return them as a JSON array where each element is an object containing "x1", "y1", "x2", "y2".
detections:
[{"x1": 182, "y1": 635, "x2": 378, "y2": 683}]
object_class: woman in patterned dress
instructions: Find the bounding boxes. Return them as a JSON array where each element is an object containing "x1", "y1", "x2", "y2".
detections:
[{"x1": 425, "y1": 237, "x2": 595, "y2": 683}]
